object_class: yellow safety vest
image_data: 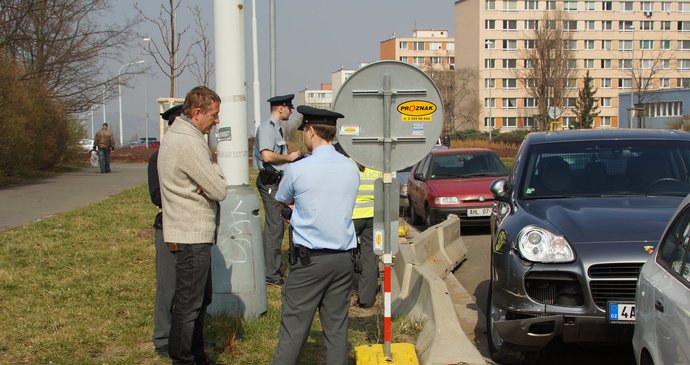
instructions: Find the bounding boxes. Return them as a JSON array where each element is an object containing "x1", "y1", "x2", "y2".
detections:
[{"x1": 352, "y1": 167, "x2": 383, "y2": 220}]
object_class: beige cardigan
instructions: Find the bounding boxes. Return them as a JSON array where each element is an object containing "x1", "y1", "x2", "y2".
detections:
[{"x1": 158, "y1": 115, "x2": 226, "y2": 244}]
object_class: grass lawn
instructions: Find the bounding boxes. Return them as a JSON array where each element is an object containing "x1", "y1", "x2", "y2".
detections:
[{"x1": 0, "y1": 168, "x2": 419, "y2": 364}]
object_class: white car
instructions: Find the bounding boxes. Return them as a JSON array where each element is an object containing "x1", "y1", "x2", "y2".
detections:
[
  {"x1": 633, "y1": 194, "x2": 690, "y2": 365},
  {"x1": 79, "y1": 139, "x2": 94, "y2": 151}
]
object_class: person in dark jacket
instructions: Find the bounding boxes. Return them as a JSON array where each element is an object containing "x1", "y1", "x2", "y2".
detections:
[{"x1": 147, "y1": 104, "x2": 183, "y2": 358}]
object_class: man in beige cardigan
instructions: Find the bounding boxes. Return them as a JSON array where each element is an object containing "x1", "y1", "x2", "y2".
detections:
[{"x1": 158, "y1": 86, "x2": 226, "y2": 365}]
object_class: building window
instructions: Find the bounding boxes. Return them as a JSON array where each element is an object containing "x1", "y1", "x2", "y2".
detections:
[
  {"x1": 525, "y1": 20, "x2": 539, "y2": 30},
  {"x1": 602, "y1": 1, "x2": 612, "y2": 11},
  {"x1": 679, "y1": 78, "x2": 690, "y2": 87},
  {"x1": 601, "y1": 116, "x2": 611, "y2": 126},
  {"x1": 619, "y1": 20, "x2": 633, "y2": 31},
  {"x1": 601, "y1": 59, "x2": 612, "y2": 69},
  {"x1": 585, "y1": 1, "x2": 596, "y2": 11},
  {"x1": 565, "y1": 40, "x2": 578, "y2": 50},
  {"x1": 399, "y1": 41, "x2": 408, "y2": 50},
  {"x1": 680, "y1": 2, "x2": 690, "y2": 12},
  {"x1": 567, "y1": 59, "x2": 578, "y2": 69},
  {"x1": 448, "y1": 57, "x2": 455, "y2": 66},
  {"x1": 585, "y1": 20, "x2": 596, "y2": 30},
  {"x1": 429, "y1": 42, "x2": 442, "y2": 50},
  {"x1": 660, "y1": 78, "x2": 670, "y2": 88},
  {"x1": 619, "y1": 40, "x2": 633, "y2": 51},
  {"x1": 619, "y1": 78, "x2": 632, "y2": 88},
  {"x1": 524, "y1": 59, "x2": 533, "y2": 68},
  {"x1": 546, "y1": 1, "x2": 557, "y2": 10},
  {"x1": 503, "y1": 78, "x2": 517, "y2": 89},
  {"x1": 661, "y1": 59, "x2": 670, "y2": 69},
  {"x1": 661, "y1": 2, "x2": 672, "y2": 12},
  {"x1": 485, "y1": 20, "x2": 496, "y2": 29},
  {"x1": 680, "y1": 40, "x2": 690, "y2": 50},
  {"x1": 640, "y1": 59, "x2": 654, "y2": 69},
  {"x1": 601, "y1": 78, "x2": 612, "y2": 88},
  {"x1": 584, "y1": 40, "x2": 595, "y2": 49},
  {"x1": 485, "y1": 39, "x2": 496, "y2": 49},
  {"x1": 602, "y1": 20, "x2": 613, "y2": 30},
  {"x1": 447, "y1": 43, "x2": 455, "y2": 51},
  {"x1": 485, "y1": 78, "x2": 496, "y2": 88},
  {"x1": 563, "y1": 117, "x2": 577, "y2": 128},
  {"x1": 524, "y1": 117, "x2": 535, "y2": 128},
  {"x1": 503, "y1": 0, "x2": 518, "y2": 11},
  {"x1": 485, "y1": 98, "x2": 496, "y2": 108},
  {"x1": 485, "y1": 58, "x2": 496, "y2": 69},
  {"x1": 649, "y1": 101, "x2": 684, "y2": 117},
  {"x1": 564, "y1": 20, "x2": 578, "y2": 32},
  {"x1": 504, "y1": 117, "x2": 517, "y2": 128},
  {"x1": 524, "y1": 0, "x2": 538, "y2": 10},
  {"x1": 640, "y1": 40, "x2": 654, "y2": 49},
  {"x1": 503, "y1": 20, "x2": 517, "y2": 31},
  {"x1": 399, "y1": 57, "x2": 407, "y2": 62},
  {"x1": 601, "y1": 97, "x2": 612, "y2": 107},
  {"x1": 413, "y1": 42, "x2": 425, "y2": 51},
  {"x1": 412, "y1": 56, "x2": 424, "y2": 65},
  {"x1": 640, "y1": 21, "x2": 654, "y2": 30},
  {"x1": 485, "y1": 0, "x2": 496, "y2": 10},
  {"x1": 661, "y1": 40, "x2": 672, "y2": 49},
  {"x1": 503, "y1": 39, "x2": 517, "y2": 50},
  {"x1": 661, "y1": 21, "x2": 672, "y2": 31},
  {"x1": 524, "y1": 39, "x2": 536, "y2": 49},
  {"x1": 566, "y1": 79, "x2": 578, "y2": 89},
  {"x1": 641, "y1": 1, "x2": 654, "y2": 12},
  {"x1": 503, "y1": 59, "x2": 517, "y2": 69},
  {"x1": 602, "y1": 40, "x2": 612, "y2": 50},
  {"x1": 620, "y1": 1, "x2": 633, "y2": 11},
  {"x1": 524, "y1": 78, "x2": 536, "y2": 88},
  {"x1": 679, "y1": 21, "x2": 690, "y2": 31},
  {"x1": 679, "y1": 59, "x2": 690, "y2": 70},
  {"x1": 524, "y1": 97, "x2": 538, "y2": 107},
  {"x1": 584, "y1": 59, "x2": 595, "y2": 68},
  {"x1": 485, "y1": 117, "x2": 495, "y2": 128},
  {"x1": 503, "y1": 98, "x2": 517, "y2": 109},
  {"x1": 430, "y1": 56, "x2": 442, "y2": 64},
  {"x1": 564, "y1": 1, "x2": 578, "y2": 11},
  {"x1": 619, "y1": 59, "x2": 633, "y2": 69}
]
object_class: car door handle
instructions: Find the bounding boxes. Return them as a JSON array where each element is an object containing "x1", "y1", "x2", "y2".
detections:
[{"x1": 655, "y1": 300, "x2": 664, "y2": 313}]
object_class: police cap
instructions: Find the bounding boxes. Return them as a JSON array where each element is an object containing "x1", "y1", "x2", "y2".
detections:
[
  {"x1": 161, "y1": 104, "x2": 183, "y2": 125},
  {"x1": 296, "y1": 105, "x2": 344, "y2": 131},
  {"x1": 267, "y1": 94, "x2": 294, "y2": 109}
]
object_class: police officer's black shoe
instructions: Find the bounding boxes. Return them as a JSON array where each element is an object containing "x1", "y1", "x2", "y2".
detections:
[{"x1": 155, "y1": 345, "x2": 169, "y2": 357}]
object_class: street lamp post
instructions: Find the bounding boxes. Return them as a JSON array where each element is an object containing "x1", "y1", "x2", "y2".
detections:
[
  {"x1": 118, "y1": 60, "x2": 145, "y2": 146},
  {"x1": 142, "y1": 38, "x2": 151, "y2": 149},
  {"x1": 485, "y1": 40, "x2": 493, "y2": 141}
]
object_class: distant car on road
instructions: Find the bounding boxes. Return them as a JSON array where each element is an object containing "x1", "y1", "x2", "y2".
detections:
[
  {"x1": 487, "y1": 129, "x2": 690, "y2": 364},
  {"x1": 407, "y1": 147, "x2": 508, "y2": 227},
  {"x1": 126, "y1": 137, "x2": 159, "y2": 149},
  {"x1": 79, "y1": 139, "x2": 94, "y2": 151},
  {"x1": 633, "y1": 194, "x2": 690, "y2": 365}
]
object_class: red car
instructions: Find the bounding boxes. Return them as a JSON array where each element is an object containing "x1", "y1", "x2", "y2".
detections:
[{"x1": 407, "y1": 148, "x2": 508, "y2": 227}]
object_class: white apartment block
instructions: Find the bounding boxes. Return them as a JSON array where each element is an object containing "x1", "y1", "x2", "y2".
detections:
[
  {"x1": 455, "y1": 0, "x2": 690, "y2": 130},
  {"x1": 380, "y1": 30, "x2": 456, "y2": 71}
]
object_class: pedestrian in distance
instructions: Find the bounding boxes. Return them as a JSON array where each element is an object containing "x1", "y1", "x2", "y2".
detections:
[
  {"x1": 158, "y1": 86, "x2": 227, "y2": 365},
  {"x1": 272, "y1": 105, "x2": 360, "y2": 365},
  {"x1": 253, "y1": 94, "x2": 301, "y2": 286},
  {"x1": 147, "y1": 104, "x2": 183, "y2": 358},
  {"x1": 93, "y1": 122, "x2": 115, "y2": 173}
]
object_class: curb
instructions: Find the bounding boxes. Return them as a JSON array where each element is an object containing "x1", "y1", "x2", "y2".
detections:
[{"x1": 392, "y1": 215, "x2": 487, "y2": 365}]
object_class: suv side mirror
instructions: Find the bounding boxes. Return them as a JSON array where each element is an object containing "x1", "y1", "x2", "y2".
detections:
[
  {"x1": 490, "y1": 178, "x2": 509, "y2": 200},
  {"x1": 413, "y1": 171, "x2": 425, "y2": 181}
]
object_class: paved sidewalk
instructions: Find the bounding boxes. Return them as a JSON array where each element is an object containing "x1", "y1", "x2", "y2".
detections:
[{"x1": 0, "y1": 163, "x2": 148, "y2": 231}]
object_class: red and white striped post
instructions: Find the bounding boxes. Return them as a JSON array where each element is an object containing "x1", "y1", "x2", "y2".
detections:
[{"x1": 383, "y1": 252, "x2": 393, "y2": 355}]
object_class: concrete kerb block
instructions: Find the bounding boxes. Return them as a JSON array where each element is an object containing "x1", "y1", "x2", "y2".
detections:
[{"x1": 437, "y1": 215, "x2": 468, "y2": 271}]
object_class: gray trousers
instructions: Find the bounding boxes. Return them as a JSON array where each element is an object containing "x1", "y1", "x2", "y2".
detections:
[
  {"x1": 272, "y1": 251, "x2": 354, "y2": 365},
  {"x1": 256, "y1": 177, "x2": 285, "y2": 281},
  {"x1": 153, "y1": 227, "x2": 176, "y2": 349},
  {"x1": 353, "y1": 217, "x2": 379, "y2": 306}
]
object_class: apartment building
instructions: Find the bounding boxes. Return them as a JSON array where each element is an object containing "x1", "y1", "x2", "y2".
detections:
[
  {"x1": 296, "y1": 83, "x2": 333, "y2": 110},
  {"x1": 455, "y1": 0, "x2": 690, "y2": 131},
  {"x1": 380, "y1": 30, "x2": 456, "y2": 71}
]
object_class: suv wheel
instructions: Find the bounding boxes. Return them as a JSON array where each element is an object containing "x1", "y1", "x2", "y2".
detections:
[
  {"x1": 408, "y1": 198, "x2": 422, "y2": 225},
  {"x1": 486, "y1": 283, "x2": 541, "y2": 365}
]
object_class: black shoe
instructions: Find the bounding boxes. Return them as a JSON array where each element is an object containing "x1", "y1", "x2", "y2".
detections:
[
  {"x1": 155, "y1": 345, "x2": 169, "y2": 357},
  {"x1": 266, "y1": 277, "x2": 285, "y2": 286},
  {"x1": 357, "y1": 302, "x2": 374, "y2": 309}
]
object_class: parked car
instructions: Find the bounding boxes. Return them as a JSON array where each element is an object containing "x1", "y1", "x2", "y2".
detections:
[
  {"x1": 632, "y1": 194, "x2": 690, "y2": 365},
  {"x1": 126, "y1": 138, "x2": 160, "y2": 149},
  {"x1": 407, "y1": 147, "x2": 508, "y2": 227},
  {"x1": 397, "y1": 145, "x2": 448, "y2": 215},
  {"x1": 487, "y1": 129, "x2": 690, "y2": 364},
  {"x1": 79, "y1": 138, "x2": 94, "y2": 151}
]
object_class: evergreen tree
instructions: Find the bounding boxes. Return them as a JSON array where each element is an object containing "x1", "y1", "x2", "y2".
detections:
[{"x1": 574, "y1": 71, "x2": 600, "y2": 129}]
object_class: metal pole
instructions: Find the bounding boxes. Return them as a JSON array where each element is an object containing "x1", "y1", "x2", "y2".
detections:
[
  {"x1": 270, "y1": 0, "x2": 276, "y2": 96},
  {"x1": 102, "y1": 85, "x2": 106, "y2": 125},
  {"x1": 252, "y1": 0, "x2": 261, "y2": 133},
  {"x1": 145, "y1": 65, "x2": 149, "y2": 149},
  {"x1": 118, "y1": 60, "x2": 144, "y2": 146},
  {"x1": 90, "y1": 107, "x2": 95, "y2": 139},
  {"x1": 382, "y1": 74, "x2": 393, "y2": 359},
  {"x1": 630, "y1": 26, "x2": 635, "y2": 128}
]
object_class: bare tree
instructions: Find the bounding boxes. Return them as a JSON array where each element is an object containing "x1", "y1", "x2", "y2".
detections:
[
  {"x1": 0, "y1": 0, "x2": 137, "y2": 113},
  {"x1": 137, "y1": 0, "x2": 199, "y2": 98},
  {"x1": 516, "y1": 9, "x2": 577, "y2": 131},
  {"x1": 189, "y1": 4, "x2": 214, "y2": 87},
  {"x1": 452, "y1": 67, "x2": 482, "y2": 130},
  {"x1": 428, "y1": 68, "x2": 457, "y2": 138}
]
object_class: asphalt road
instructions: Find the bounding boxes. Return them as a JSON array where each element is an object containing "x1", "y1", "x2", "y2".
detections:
[
  {"x1": 0, "y1": 163, "x2": 148, "y2": 231},
  {"x1": 454, "y1": 226, "x2": 637, "y2": 365}
]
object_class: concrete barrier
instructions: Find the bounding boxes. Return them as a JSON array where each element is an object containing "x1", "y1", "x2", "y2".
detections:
[{"x1": 392, "y1": 215, "x2": 487, "y2": 365}]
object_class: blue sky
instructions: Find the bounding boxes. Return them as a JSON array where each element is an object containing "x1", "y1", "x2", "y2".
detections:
[{"x1": 91, "y1": 0, "x2": 454, "y2": 142}]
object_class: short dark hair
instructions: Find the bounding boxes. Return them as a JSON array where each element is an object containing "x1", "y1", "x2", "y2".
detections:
[
  {"x1": 102, "y1": 123, "x2": 108, "y2": 127},
  {"x1": 182, "y1": 86, "x2": 221, "y2": 117},
  {"x1": 309, "y1": 124, "x2": 336, "y2": 142}
]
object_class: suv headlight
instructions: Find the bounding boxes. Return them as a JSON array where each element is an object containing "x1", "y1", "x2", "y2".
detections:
[
  {"x1": 517, "y1": 225, "x2": 575, "y2": 263},
  {"x1": 435, "y1": 196, "x2": 458, "y2": 205}
]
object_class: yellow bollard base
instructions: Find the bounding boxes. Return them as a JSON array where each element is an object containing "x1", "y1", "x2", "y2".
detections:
[{"x1": 355, "y1": 343, "x2": 419, "y2": 365}]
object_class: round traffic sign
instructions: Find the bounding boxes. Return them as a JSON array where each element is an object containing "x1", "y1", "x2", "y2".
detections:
[{"x1": 333, "y1": 61, "x2": 444, "y2": 172}]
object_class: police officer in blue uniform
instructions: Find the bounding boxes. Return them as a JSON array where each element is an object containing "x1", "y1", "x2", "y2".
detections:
[
  {"x1": 272, "y1": 106, "x2": 360, "y2": 365},
  {"x1": 253, "y1": 94, "x2": 301, "y2": 286}
]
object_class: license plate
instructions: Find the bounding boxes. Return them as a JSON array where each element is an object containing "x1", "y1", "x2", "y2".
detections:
[
  {"x1": 467, "y1": 208, "x2": 491, "y2": 217},
  {"x1": 607, "y1": 302, "x2": 636, "y2": 323}
]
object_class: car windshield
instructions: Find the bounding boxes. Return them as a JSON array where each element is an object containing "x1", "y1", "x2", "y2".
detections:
[
  {"x1": 429, "y1": 152, "x2": 508, "y2": 179},
  {"x1": 520, "y1": 139, "x2": 690, "y2": 198}
]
